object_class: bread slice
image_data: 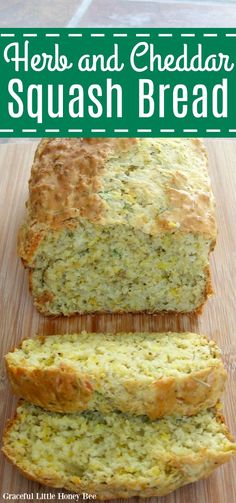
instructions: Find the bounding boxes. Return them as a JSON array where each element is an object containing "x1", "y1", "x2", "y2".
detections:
[
  {"x1": 5, "y1": 332, "x2": 226, "y2": 418},
  {"x1": 3, "y1": 402, "x2": 235, "y2": 499},
  {"x1": 18, "y1": 138, "x2": 216, "y2": 315}
]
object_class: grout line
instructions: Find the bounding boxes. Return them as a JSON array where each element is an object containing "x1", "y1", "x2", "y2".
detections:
[
  {"x1": 124, "y1": 0, "x2": 231, "y2": 5},
  {"x1": 67, "y1": 0, "x2": 93, "y2": 27}
]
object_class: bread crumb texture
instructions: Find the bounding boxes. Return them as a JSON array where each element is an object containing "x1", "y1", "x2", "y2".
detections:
[
  {"x1": 3, "y1": 402, "x2": 236, "y2": 499},
  {"x1": 18, "y1": 138, "x2": 216, "y2": 315},
  {"x1": 6, "y1": 332, "x2": 226, "y2": 417}
]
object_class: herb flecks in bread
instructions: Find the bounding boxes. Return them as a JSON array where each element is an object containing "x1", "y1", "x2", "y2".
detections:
[
  {"x1": 6, "y1": 332, "x2": 226, "y2": 417},
  {"x1": 18, "y1": 138, "x2": 216, "y2": 315},
  {"x1": 3, "y1": 402, "x2": 236, "y2": 499}
]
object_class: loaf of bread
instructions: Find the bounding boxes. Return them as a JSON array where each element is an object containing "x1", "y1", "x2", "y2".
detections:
[
  {"x1": 18, "y1": 138, "x2": 216, "y2": 315},
  {"x1": 5, "y1": 332, "x2": 226, "y2": 418},
  {"x1": 3, "y1": 402, "x2": 235, "y2": 499}
]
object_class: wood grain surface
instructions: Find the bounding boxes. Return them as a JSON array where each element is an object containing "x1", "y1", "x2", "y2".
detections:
[{"x1": 0, "y1": 140, "x2": 235, "y2": 503}]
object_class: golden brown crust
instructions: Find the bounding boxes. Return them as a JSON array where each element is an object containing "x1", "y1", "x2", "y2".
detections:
[
  {"x1": 18, "y1": 138, "x2": 136, "y2": 264},
  {"x1": 157, "y1": 139, "x2": 216, "y2": 238},
  {"x1": 147, "y1": 366, "x2": 227, "y2": 419},
  {"x1": 17, "y1": 138, "x2": 217, "y2": 316},
  {"x1": 29, "y1": 138, "x2": 136, "y2": 225},
  {"x1": 5, "y1": 362, "x2": 93, "y2": 413},
  {"x1": 5, "y1": 342, "x2": 227, "y2": 417},
  {"x1": 163, "y1": 185, "x2": 215, "y2": 236},
  {"x1": 18, "y1": 138, "x2": 216, "y2": 266}
]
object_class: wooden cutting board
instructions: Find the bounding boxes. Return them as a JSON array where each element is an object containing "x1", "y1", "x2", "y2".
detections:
[{"x1": 0, "y1": 140, "x2": 235, "y2": 503}]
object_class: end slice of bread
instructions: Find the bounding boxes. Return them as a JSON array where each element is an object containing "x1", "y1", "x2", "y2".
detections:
[
  {"x1": 5, "y1": 332, "x2": 226, "y2": 418},
  {"x1": 2, "y1": 402, "x2": 236, "y2": 499}
]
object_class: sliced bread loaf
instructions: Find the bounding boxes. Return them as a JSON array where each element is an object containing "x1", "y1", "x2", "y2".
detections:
[
  {"x1": 5, "y1": 332, "x2": 226, "y2": 418},
  {"x1": 18, "y1": 138, "x2": 216, "y2": 315},
  {"x1": 3, "y1": 402, "x2": 235, "y2": 499}
]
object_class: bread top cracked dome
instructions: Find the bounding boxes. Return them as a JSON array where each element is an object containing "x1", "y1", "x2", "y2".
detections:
[{"x1": 18, "y1": 138, "x2": 216, "y2": 266}]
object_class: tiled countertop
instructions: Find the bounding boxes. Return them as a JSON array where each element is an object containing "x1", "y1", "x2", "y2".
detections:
[{"x1": 0, "y1": 0, "x2": 236, "y2": 28}]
